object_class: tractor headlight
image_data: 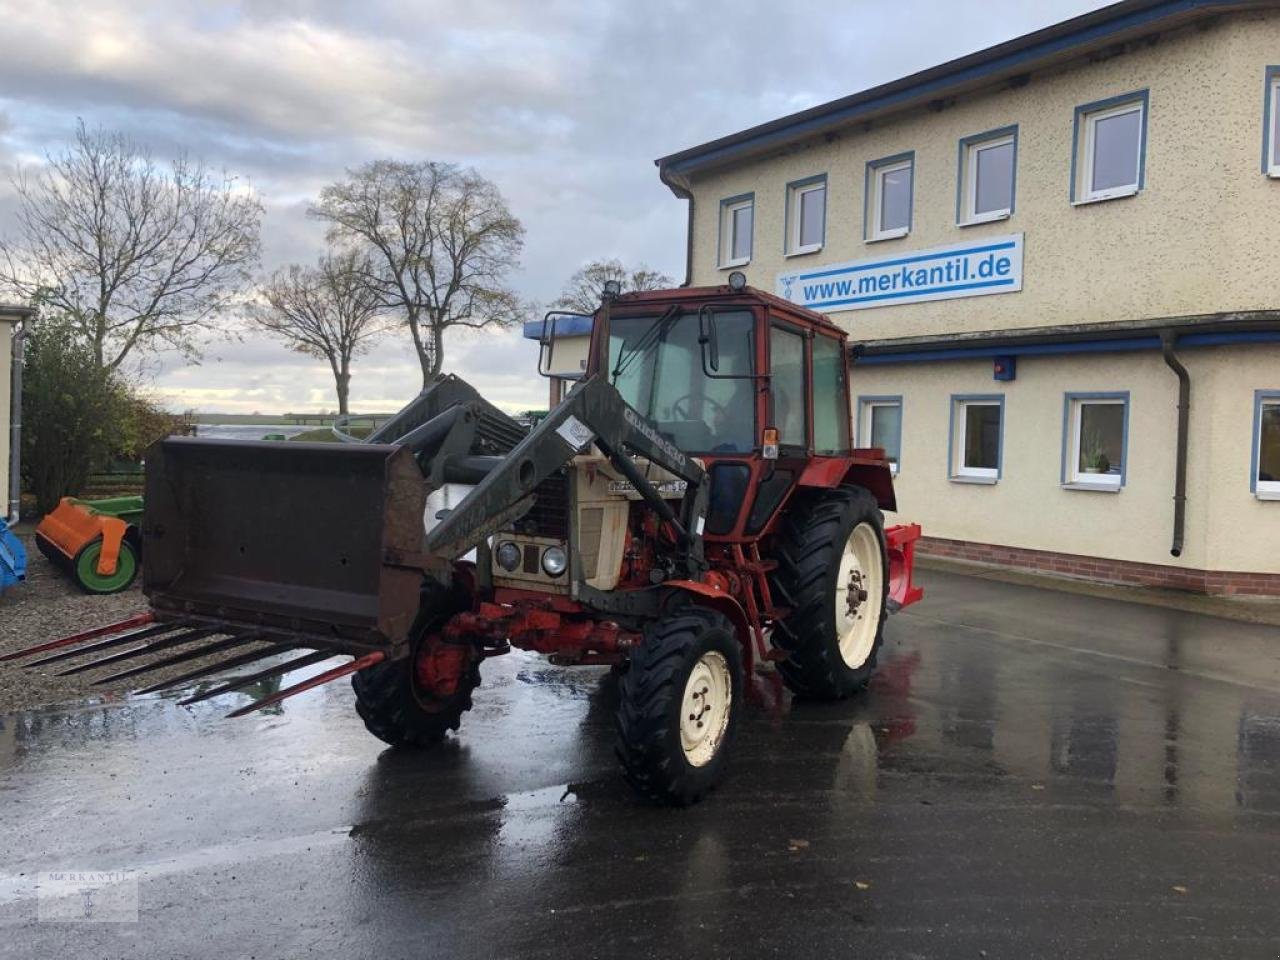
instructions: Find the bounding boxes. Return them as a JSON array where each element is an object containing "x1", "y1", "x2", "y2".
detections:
[
  {"x1": 496, "y1": 541, "x2": 521, "y2": 572},
  {"x1": 541, "y1": 546, "x2": 568, "y2": 577}
]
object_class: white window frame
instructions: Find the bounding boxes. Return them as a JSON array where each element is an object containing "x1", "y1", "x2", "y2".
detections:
[
  {"x1": 1267, "y1": 73, "x2": 1280, "y2": 178},
  {"x1": 858, "y1": 397, "x2": 902, "y2": 475},
  {"x1": 951, "y1": 398, "x2": 1002, "y2": 483},
  {"x1": 786, "y1": 178, "x2": 826, "y2": 257},
  {"x1": 1255, "y1": 393, "x2": 1280, "y2": 499},
  {"x1": 866, "y1": 156, "x2": 912, "y2": 242},
  {"x1": 718, "y1": 195, "x2": 753, "y2": 268},
  {"x1": 960, "y1": 132, "x2": 1015, "y2": 225},
  {"x1": 1074, "y1": 97, "x2": 1145, "y2": 204},
  {"x1": 1065, "y1": 395, "x2": 1127, "y2": 490}
]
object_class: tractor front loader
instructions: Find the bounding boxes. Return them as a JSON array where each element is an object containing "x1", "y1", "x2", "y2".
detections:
[{"x1": 5, "y1": 282, "x2": 922, "y2": 804}]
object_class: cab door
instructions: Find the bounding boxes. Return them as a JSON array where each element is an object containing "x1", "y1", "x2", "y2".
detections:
[{"x1": 740, "y1": 320, "x2": 810, "y2": 535}]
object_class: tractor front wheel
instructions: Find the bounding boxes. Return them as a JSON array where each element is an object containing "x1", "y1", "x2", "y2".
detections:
[
  {"x1": 352, "y1": 582, "x2": 480, "y2": 749},
  {"x1": 614, "y1": 607, "x2": 743, "y2": 805},
  {"x1": 769, "y1": 485, "x2": 889, "y2": 700}
]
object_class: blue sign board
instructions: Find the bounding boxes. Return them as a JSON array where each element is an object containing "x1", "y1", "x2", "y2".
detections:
[{"x1": 776, "y1": 234, "x2": 1023, "y2": 313}]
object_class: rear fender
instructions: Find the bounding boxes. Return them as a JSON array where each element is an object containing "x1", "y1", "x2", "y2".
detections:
[{"x1": 796, "y1": 457, "x2": 897, "y2": 512}]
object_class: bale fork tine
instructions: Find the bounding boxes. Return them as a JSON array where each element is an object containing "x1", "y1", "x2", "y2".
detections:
[
  {"x1": 224, "y1": 651, "x2": 386, "y2": 719},
  {"x1": 0, "y1": 613, "x2": 155, "y2": 662}
]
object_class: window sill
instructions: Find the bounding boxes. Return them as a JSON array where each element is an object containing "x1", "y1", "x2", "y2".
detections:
[
  {"x1": 1062, "y1": 481, "x2": 1122, "y2": 493},
  {"x1": 719, "y1": 259, "x2": 750, "y2": 270},
  {"x1": 1071, "y1": 187, "x2": 1139, "y2": 206},
  {"x1": 950, "y1": 474, "x2": 998, "y2": 485},
  {"x1": 958, "y1": 210, "x2": 1011, "y2": 227},
  {"x1": 866, "y1": 228, "x2": 909, "y2": 244},
  {"x1": 1256, "y1": 490, "x2": 1280, "y2": 501},
  {"x1": 784, "y1": 245, "x2": 823, "y2": 259},
  {"x1": 1267, "y1": 169, "x2": 1280, "y2": 179}
]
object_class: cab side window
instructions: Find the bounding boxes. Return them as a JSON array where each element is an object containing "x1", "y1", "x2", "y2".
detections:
[
  {"x1": 770, "y1": 325, "x2": 807, "y2": 447},
  {"x1": 812, "y1": 334, "x2": 850, "y2": 454}
]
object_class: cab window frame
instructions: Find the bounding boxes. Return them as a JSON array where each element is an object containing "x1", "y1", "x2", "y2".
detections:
[{"x1": 768, "y1": 319, "x2": 810, "y2": 452}]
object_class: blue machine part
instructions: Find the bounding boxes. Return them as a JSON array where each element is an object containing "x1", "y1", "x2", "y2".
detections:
[{"x1": 0, "y1": 518, "x2": 26, "y2": 590}]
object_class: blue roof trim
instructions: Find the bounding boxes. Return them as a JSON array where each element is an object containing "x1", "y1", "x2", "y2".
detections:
[
  {"x1": 658, "y1": 0, "x2": 1239, "y2": 177},
  {"x1": 855, "y1": 330, "x2": 1280, "y2": 364},
  {"x1": 522, "y1": 314, "x2": 594, "y2": 340}
]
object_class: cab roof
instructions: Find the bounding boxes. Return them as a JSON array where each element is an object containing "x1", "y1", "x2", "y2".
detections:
[{"x1": 521, "y1": 285, "x2": 844, "y2": 340}]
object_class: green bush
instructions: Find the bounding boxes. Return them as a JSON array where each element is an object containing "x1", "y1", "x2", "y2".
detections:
[{"x1": 21, "y1": 317, "x2": 126, "y2": 515}]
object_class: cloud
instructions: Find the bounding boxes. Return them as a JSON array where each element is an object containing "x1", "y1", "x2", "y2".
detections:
[{"x1": 0, "y1": 0, "x2": 1106, "y2": 412}]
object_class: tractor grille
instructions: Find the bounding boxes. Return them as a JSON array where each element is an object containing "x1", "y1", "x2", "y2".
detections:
[
  {"x1": 475, "y1": 409, "x2": 527, "y2": 455},
  {"x1": 514, "y1": 473, "x2": 569, "y2": 540}
]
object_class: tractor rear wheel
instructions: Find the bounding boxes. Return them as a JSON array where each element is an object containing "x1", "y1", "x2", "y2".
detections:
[
  {"x1": 769, "y1": 485, "x2": 888, "y2": 700},
  {"x1": 614, "y1": 607, "x2": 743, "y2": 805},
  {"x1": 351, "y1": 582, "x2": 480, "y2": 749}
]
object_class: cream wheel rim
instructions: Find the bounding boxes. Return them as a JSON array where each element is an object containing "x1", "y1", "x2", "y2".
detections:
[
  {"x1": 834, "y1": 522, "x2": 884, "y2": 669},
  {"x1": 679, "y1": 650, "x2": 732, "y2": 767}
]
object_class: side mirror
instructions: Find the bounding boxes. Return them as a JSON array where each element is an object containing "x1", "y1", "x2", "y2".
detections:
[
  {"x1": 536, "y1": 313, "x2": 557, "y2": 377},
  {"x1": 537, "y1": 311, "x2": 589, "y2": 378},
  {"x1": 698, "y1": 305, "x2": 720, "y2": 373}
]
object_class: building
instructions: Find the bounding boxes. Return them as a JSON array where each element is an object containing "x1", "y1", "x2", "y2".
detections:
[
  {"x1": 650, "y1": 0, "x2": 1280, "y2": 594},
  {"x1": 1, "y1": 306, "x2": 32, "y2": 524}
]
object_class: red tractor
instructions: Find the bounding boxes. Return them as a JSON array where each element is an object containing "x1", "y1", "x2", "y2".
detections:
[{"x1": 5, "y1": 281, "x2": 921, "y2": 804}]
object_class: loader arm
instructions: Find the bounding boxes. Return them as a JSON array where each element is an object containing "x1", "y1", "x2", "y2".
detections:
[{"x1": 425, "y1": 375, "x2": 709, "y2": 576}]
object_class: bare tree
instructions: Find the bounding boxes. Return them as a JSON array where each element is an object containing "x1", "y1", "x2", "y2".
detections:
[
  {"x1": 310, "y1": 160, "x2": 524, "y2": 386},
  {"x1": 254, "y1": 249, "x2": 388, "y2": 415},
  {"x1": 553, "y1": 258, "x2": 673, "y2": 314},
  {"x1": 0, "y1": 121, "x2": 263, "y2": 372}
]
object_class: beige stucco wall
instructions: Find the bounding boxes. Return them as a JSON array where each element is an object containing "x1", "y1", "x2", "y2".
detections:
[
  {"x1": 0, "y1": 319, "x2": 11, "y2": 516},
  {"x1": 544, "y1": 334, "x2": 590, "y2": 379},
  {"x1": 686, "y1": 11, "x2": 1280, "y2": 341},
  {"x1": 851, "y1": 344, "x2": 1280, "y2": 573}
]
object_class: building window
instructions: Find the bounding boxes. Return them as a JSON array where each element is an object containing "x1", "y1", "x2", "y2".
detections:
[
  {"x1": 1264, "y1": 67, "x2": 1280, "y2": 177},
  {"x1": 785, "y1": 176, "x2": 826, "y2": 256},
  {"x1": 857, "y1": 396, "x2": 902, "y2": 474},
  {"x1": 1254, "y1": 391, "x2": 1280, "y2": 499},
  {"x1": 865, "y1": 153, "x2": 913, "y2": 241},
  {"x1": 812, "y1": 334, "x2": 850, "y2": 455},
  {"x1": 1063, "y1": 393, "x2": 1128, "y2": 489},
  {"x1": 718, "y1": 194, "x2": 753, "y2": 268},
  {"x1": 958, "y1": 127, "x2": 1016, "y2": 225},
  {"x1": 950, "y1": 396, "x2": 1003, "y2": 482},
  {"x1": 1072, "y1": 91, "x2": 1148, "y2": 203}
]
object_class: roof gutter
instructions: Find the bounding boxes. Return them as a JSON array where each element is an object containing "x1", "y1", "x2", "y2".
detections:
[
  {"x1": 853, "y1": 311, "x2": 1280, "y2": 363},
  {"x1": 658, "y1": 165, "x2": 695, "y2": 287}
]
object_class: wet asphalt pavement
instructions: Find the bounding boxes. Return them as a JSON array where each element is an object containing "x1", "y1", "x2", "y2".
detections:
[{"x1": 2, "y1": 568, "x2": 1280, "y2": 959}]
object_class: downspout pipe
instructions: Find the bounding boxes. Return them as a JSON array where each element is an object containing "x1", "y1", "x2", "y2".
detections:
[
  {"x1": 1160, "y1": 331, "x2": 1189, "y2": 558},
  {"x1": 8, "y1": 320, "x2": 26, "y2": 525},
  {"x1": 658, "y1": 164, "x2": 695, "y2": 287}
]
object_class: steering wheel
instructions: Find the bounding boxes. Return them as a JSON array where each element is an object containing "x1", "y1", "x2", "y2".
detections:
[{"x1": 671, "y1": 393, "x2": 727, "y2": 422}]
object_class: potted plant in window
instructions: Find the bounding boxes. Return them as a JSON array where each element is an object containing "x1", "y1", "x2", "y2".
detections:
[{"x1": 1082, "y1": 430, "x2": 1111, "y2": 475}]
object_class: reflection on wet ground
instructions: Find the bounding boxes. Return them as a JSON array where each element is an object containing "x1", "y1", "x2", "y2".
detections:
[{"x1": 2, "y1": 569, "x2": 1280, "y2": 958}]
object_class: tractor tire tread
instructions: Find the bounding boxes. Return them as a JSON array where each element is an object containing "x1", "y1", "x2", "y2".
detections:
[
  {"x1": 767, "y1": 485, "x2": 888, "y2": 701},
  {"x1": 614, "y1": 607, "x2": 740, "y2": 806}
]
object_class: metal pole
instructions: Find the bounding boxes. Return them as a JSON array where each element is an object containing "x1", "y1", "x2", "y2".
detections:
[{"x1": 8, "y1": 321, "x2": 25, "y2": 525}]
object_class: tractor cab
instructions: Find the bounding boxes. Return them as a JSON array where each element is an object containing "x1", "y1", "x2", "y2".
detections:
[{"x1": 539, "y1": 279, "x2": 881, "y2": 542}]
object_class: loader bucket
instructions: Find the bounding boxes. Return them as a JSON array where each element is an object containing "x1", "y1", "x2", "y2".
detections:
[{"x1": 142, "y1": 436, "x2": 435, "y2": 654}]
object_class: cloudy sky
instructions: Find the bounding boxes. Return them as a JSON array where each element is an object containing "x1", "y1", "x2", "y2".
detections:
[{"x1": 0, "y1": 0, "x2": 1104, "y2": 415}]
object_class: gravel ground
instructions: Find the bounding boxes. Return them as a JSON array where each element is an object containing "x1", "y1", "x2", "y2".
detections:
[{"x1": 0, "y1": 528, "x2": 283, "y2": 714}]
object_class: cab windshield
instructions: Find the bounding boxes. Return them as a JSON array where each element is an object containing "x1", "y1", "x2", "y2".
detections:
[{"x1": 607, "y1": 310, "x2": 755, "y2": 453}]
